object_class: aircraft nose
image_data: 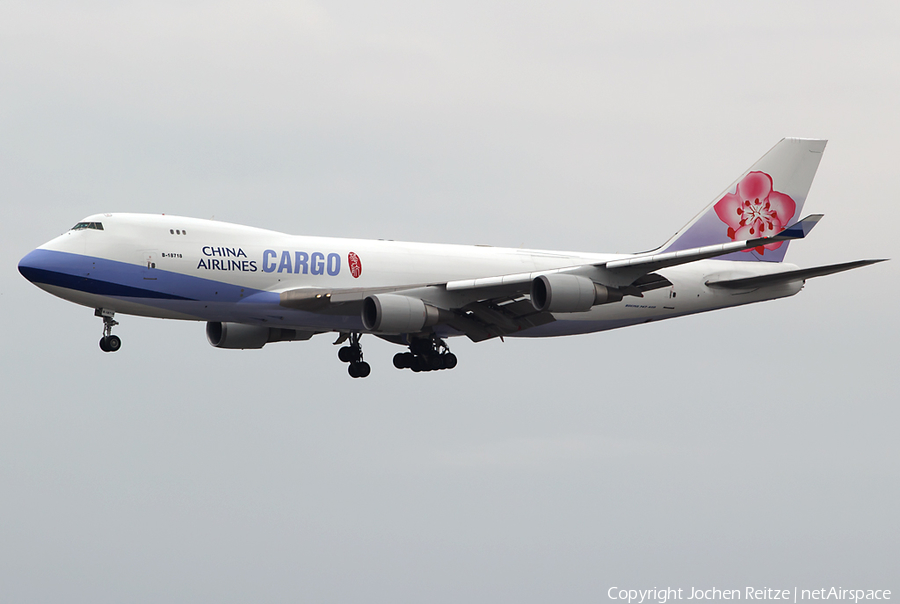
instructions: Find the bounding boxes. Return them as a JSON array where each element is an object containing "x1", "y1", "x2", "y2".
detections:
[
  {"x1": 19, "y1": 247, "x2": 93, "y2": 292},
  {"x1": 18, "y1": 248, "x2": 47, "y2": 284},
  {"x1": 18, "y1": 248, "x2": 71, "y2": 288}
]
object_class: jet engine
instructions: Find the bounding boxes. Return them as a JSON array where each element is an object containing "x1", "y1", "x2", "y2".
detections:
[
  {"x1": 361, "y1": 294, "x2": 448, "y2": 334},
  {"x1": 530, "y1": 274, "x2": 623, "y2": 313},
  {"x1": 206, "y1": 322, "x2": 314, "y2": 349}
]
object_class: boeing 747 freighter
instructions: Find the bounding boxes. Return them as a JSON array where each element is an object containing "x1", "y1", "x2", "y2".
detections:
[{"x1": 18, "y1": 139, "x2": 884, "y2": 377}]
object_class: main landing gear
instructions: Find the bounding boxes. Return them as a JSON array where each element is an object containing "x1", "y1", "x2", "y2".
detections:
[
  {"x1": 95, "y1": 308, "x2": 122, "y2": 353},
  {"x1": 334, "y1": 332, "x2": 458, "y2": 378},
  {"x1": 337, "y1": 332, "x2": 371, "y2": 378},
  {"x1": 393, "y1": 335, "x2": 458, "y2": 373}
]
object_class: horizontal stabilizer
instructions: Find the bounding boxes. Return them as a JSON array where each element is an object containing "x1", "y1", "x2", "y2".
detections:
[
  {"x1": 603, "y1": 214, "x2": 824, "y2": 279},
  {"x1": 772, "y1": 214, "x2": 822, "y2": 240},
  {"x1": 705, "y1": 259, "x2": 887, "y2": 289}
]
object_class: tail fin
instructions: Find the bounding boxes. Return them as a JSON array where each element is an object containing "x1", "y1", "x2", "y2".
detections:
[{"x1": 660, "y1": 138, "x2": 827, "y2": 262}]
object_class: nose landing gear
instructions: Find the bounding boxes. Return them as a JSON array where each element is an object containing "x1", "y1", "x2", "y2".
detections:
[
  {"x1": 95, "y1": 308, "x2": 121, "y2": 353},
  {"x1": 393, "y1": 335, "x2": 457, "y2": 372},
  {"x1": 337, "y1": 332, "x2": 370, "y2": 378}
]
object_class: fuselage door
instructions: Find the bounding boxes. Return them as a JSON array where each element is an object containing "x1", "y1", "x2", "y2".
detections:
[
  {"x1": 664, "y1": 286, "x2": 677, "y2": 310},
  {"x1": 138, "y1": 249, "x2": 159, "y2": 280}
]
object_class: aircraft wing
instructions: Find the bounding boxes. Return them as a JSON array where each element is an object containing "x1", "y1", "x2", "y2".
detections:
[
  {"x1": 278, "y1": 281, "x2": 558, "y2": 341},
  {"x1": 279, "y1": 272, "x2": 672, "y2": 342}
]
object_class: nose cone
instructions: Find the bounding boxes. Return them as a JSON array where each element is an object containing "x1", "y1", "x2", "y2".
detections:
[
  {"x1": 19, "y1": 247, "x2": 91, "y2": 298},
  {"x1": 18, "y1": 248, "x2": 79, "y2": 290},
  {"x1": 18, "y1": 248, "x2": 48, "y2": 285}
]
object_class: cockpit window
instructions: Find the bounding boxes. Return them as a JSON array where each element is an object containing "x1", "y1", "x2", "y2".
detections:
[{"x1": 71, "y1": 222, "x2": 104, "y2": 231}]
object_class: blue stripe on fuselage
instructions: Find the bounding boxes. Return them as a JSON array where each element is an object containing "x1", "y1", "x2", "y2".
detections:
[
  {"x1": 18, "y1": 248, "x2": 274, "y2": 303},
  {"x1": 19, "y1": 265, "x2": 194, "y2": 300}
]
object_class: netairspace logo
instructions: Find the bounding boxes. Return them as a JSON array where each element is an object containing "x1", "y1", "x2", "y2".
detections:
[{"x1": 607, "y1": 588, "x2": 892, "y2": 604}]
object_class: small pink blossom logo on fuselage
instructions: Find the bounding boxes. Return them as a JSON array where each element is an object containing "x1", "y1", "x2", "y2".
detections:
[
  {"x1": 348, "y1": 252, "x2": 362, "y2": 278},
  {"x1": 713, "y1": 171, "x2": 796, "y2": 254}
]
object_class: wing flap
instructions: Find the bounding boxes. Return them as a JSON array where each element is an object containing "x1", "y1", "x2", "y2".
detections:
[{"x1": 450, "y1": 298, "x2": 556, "y2": 342}]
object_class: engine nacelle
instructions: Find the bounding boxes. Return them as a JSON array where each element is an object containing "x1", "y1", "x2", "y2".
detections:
[
  {"x1": 361, "y1": 294, "x2": 446, "y2": 334},
  {"x1": 206, "y1": 322, "x2": 314, "y2": 349},
  {"x1": 531, "y1": 274, "x2": 623, "y2": 313}
]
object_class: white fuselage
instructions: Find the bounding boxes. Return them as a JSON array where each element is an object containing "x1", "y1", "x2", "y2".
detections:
[{"x1": 21, "y1": 213, "x2": 803, "y2": 338}]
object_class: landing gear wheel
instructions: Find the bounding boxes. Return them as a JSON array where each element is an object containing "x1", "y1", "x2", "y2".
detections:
[
  {"x1": 399, "y1": 335, "x2": 458, "y2": 373},
  {"x1": 393, "y1": 352, "x2": 413, "y2": 369},
  {"x1": 348, "y1": 361, "x2": 371, "y2": 379},
  {"x1": 106, "y1": 335, "x2": 122, "y2": 352},
  {"x1": 96, "y1": 309, "x2": 121, "y2": 353},
  {"x1": 339, "y1": 333, "x2": 371, "y2": 378},
  {"x1": 411, "y1": 356, "x2": 427, "y2": 372}
]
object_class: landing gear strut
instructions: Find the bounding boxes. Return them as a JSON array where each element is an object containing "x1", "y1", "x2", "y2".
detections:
[
  {"x1": 337, "y1": 332, "x2": 370, "y2": 378},
  {"x1": 393, "y1": 335, "x2": 457, "y2": 372},
  {"x1": 95, "y1": 308, "x2": 121, "y2": 353}
]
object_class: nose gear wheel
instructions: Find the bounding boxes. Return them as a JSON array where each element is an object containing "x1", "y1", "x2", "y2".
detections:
[{"x1": 95, "y1": 308, "x2": 122, "y2": 353}]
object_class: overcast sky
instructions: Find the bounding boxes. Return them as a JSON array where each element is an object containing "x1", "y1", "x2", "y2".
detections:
[{"x1": 1, "y1": 1, "x2": 898, "y2": 602}]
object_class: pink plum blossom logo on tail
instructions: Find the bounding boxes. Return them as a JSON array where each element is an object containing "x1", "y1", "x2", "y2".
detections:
[{"x1": 713, "y1": 171, "x2": 796, "y2": 254}]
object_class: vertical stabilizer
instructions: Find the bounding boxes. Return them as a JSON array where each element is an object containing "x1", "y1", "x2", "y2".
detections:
[{"x1": 660, "y1": 138, "x2": 827, "y2": 262}]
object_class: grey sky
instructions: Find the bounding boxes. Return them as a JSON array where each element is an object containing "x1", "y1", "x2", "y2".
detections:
[{"x1": 1, "y1": 1, "x2": 898, "y2": 602}]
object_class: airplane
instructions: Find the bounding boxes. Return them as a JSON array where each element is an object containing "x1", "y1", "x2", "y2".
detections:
[{"x1": 18, "y1": 138, "x2": 885, "y2": 378}]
